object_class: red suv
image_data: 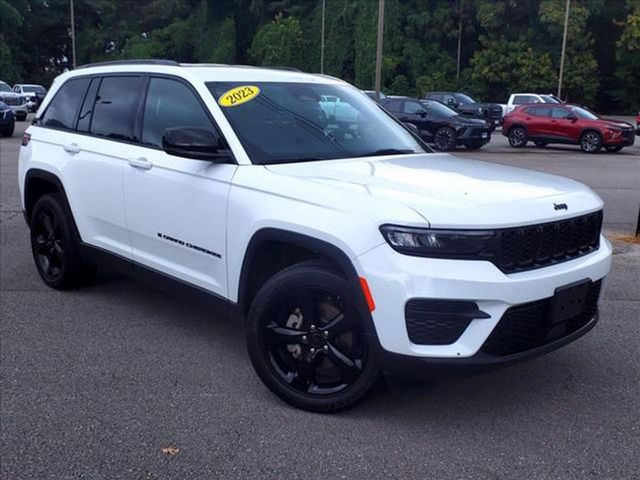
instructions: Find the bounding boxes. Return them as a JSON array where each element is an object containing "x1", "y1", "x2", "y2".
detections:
[{"x1": 503, "y1": 104, "x2": 635, "y2": 153}]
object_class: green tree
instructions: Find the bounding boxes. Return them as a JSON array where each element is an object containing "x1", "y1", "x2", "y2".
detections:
[{"x1": 249, "y1": 14, "x2": 308, "y2": 69}]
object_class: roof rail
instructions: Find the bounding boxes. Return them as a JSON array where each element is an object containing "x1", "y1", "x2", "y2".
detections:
[
  {"x1": 77, "y1": 59, "x2": 180, "y2": 69},
  {"x1": 260, "y1": 66, "x2": 303, "y2": 72}
]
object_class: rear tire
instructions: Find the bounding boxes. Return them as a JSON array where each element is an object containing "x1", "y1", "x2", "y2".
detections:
[
  {"x1": 433, "y1": 126, "x2": 457, "y2": 151},
  {"x1": 580, "y1": 131, "x2": 602, "y2": 153},
  {"x1": 508, "y1": 126, "x2": 528, "y2": 147},
  {"x1": 30, "y1": 194, "x2": 96, "y2": 289},
  {"x1": 246, "y1": 261, "x2": 380, "y2": 412}
]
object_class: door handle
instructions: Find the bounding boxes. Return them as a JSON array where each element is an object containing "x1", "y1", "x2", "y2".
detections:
[
  {"x1": 127, "y1": 157, "x2": 153, "y2": 170},
  {"x1": 63, "y1": 143, "x2": 81, "y2": 154}
]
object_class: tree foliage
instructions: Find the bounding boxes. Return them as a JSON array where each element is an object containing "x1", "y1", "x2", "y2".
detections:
[{"x1": 0, "y1": 0, "x2": 637, "y2": 113}]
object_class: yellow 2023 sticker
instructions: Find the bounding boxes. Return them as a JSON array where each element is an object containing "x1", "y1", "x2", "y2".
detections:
[{"x1": 218, "y1": 85, "x2": 260, "y2": 107}]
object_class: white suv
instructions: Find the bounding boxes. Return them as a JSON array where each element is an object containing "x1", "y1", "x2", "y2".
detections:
[{"x1": 18, "y1": 60, "x2": 612, "y2": 412}]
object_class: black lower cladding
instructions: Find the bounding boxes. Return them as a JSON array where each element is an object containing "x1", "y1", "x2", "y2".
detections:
[
  {"x1": 405, "y1": 299, "x2": 489, "y2": 345},
  {"x1": 481, "y1": 280, "x2": 602, "y2": 357}
]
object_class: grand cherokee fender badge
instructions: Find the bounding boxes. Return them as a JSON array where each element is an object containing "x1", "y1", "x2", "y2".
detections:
[
  {"x1": 554, "y1": 203, "x2": 568, "y2": 211},
  {"x1": 157, "y1": 233, "x2": 221, "y2": 258}
]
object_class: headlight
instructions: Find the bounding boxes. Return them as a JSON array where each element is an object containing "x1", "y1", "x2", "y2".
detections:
[{"x1": 380, "y1": 225, "x2": 496, "y2": 257}]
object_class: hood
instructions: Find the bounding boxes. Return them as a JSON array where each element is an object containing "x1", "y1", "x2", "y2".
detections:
[
  {"x1": 453, "y1": 115, "x2": 488, "y2": 126},
  {"x1": 599, "y1": 118, "x2": 634, "y2": 129},
  {"x1": 265, "y1": 154, "x2": 602, "y2": 229}
]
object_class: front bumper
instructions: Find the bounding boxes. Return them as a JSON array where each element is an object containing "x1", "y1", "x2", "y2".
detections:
[
  {"x1": 356, "y1": 235, "x2": 612, "y2": 365},
  {"x1": 381, "y1": 313, "x2": 598, "y2": 378},
  {"x1": 10, "y1": 105, "x2": 28, "y2": 119},
  {"x1": 456, "y1": 127, "x2": 491, "y2": 146}
]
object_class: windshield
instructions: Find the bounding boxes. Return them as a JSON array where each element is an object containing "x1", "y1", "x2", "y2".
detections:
[
  {"x1": 420, "y1": 100, "x2": 457, "y2": 117},
  {"x1": 454, "y1": 93, "x2": 475, "y2": 104},
  {"x1": 571, "y1": 106, "x2": 599, "y2": 120},
  {"x1": 23, "y1": 86, "x2": 45, "y2": 93},
  {"x1": 0, "y1": 82, "x2": 11, "y2": 92},
  {"x1": 207, "y1": 82, "x2": 425, "y2": 164},
  {"x1": 540, "y1": 95, "x2": 561, "y2": 104}
]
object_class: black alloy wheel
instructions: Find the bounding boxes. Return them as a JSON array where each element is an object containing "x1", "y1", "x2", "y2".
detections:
[
  {"x1": 247, "y1": 262, "x2": 380, "y2": 412},
  {"x1": 508, "y1": 126, "x2": 528, "y2": 147},
  {"x1": 32, "y1": 204, "x2": 66, "y2": 284},
  {"x1": 580, "y1": 131, "x2": 602, "y2": 153},
  {"x1": 433, "y1": 126, "x2": 457, "y2": 151},
  {"x1": 30, "y1": 194, "x2": 95, "y2": 289}
]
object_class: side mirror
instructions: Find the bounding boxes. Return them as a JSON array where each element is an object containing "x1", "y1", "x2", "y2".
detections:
[
  {"x1": 446, "y1": 98, "x2": 456, "y2": 107},
  {"x1": 162, "y1": 127, "x2": 230, "y2": 161},
  {"x1": 403, "y1": 122, "x2": 419, "y2": 135},
  {"x1": 565, "y1": 113, "x2": 578, "y2": 121},
  {"x1": 417, "y1": 109, "x2": 428, "y2": 117}
]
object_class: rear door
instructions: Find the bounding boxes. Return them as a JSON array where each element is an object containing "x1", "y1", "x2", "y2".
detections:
[
  {"x1": 525, "y1": 106, "x2": 552, "y2": 137},
  {"x1": 35, "y1": 75, "x2": 137, "y2": 258},
  {"x1": 122, "y1": 76, "x2": 236, "y2": 296}
]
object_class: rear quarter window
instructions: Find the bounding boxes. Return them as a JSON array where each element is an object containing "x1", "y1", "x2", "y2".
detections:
[{"x1": 40, "y1": 77, "x2": 91, "y2": 131}]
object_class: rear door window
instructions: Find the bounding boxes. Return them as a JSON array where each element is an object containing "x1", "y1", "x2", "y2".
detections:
[
  {"x1": 90, "y1": 76, "x2": 142, "y2": 142},
  {"x1": 40, "y1": 77, "x2": 91, "y2": 131}
]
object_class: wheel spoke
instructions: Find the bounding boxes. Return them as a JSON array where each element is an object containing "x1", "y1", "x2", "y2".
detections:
[
  {"x1": 34, "y1": 235, "x2": 49, "y2": 253},
  {"x1": 265, "y1": 322, "x2": 306, "y2": 348},
  {"x1": 326, "y1": 342, "x2": 361, "y2": 382},
  {"x1": 323, "y1": 311, "x2": 356, "y2": 336},
  {"x1": 42, "y1": 213, "x2": 54, "y2": 236}
]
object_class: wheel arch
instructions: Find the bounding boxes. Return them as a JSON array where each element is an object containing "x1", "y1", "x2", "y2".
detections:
[
  {"x1": 23, "y1": 169, "x2": 82, "y2": 242},
  {"x1": 237, "y1": 228, "x2": 377, "y2": 335}
]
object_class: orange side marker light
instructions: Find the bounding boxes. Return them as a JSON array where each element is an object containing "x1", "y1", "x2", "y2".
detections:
[{"x1": 359, "y1": 277, "x2": 376, "y2": 312}]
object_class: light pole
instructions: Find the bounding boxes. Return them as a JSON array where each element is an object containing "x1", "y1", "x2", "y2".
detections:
[
  {"x1": 320, "y1": 0, "x2": 326, "y2": 73},
  {"x1": 557, "y1": 0, "x2": 570, "y2": 98},
  {"x1": 374, "y1": 0, "x2": 385, "y2": 101},
  {"x1": 70, "y1": 0, "x2": 77, "y2": 69}
]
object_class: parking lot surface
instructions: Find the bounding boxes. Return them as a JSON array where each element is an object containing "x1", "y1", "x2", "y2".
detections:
[{"x1": 2, "y1": 118, "x2": 639, "y2": 479}]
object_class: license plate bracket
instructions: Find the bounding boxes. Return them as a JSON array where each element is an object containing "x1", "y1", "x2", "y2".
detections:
[{"x1": 549, "y1": 280, "x2": 590, "y2": 323}]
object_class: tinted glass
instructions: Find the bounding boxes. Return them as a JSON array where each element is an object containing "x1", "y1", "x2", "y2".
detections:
[
  {"x1": 421, "y1": 100, "x2": 456, "y2": 117},
  {"x1": 91, "y1": 76, "x2": 141, "y2": 141},
  {"x1": 531, "y1": 106, "x2": 551, "y2": 117},
  {"x1": 40, "y1": 77, "x2": 91, "y2": 130},
  {"x1": 0, "y1": 82, "x2": 11, "y2": 92},
  {"x1": 403, "y1": 101, "x2": 424, "y2": 114},
  {"x1": 513, "y1": 95, "x2": 529, "y2": 104},
  {"x1": 550, "y1": 107, "x2": 569, "y2": 119},
  {"x1": 382, "y1": 100, "x2": 402, "y2": 112},
  {"x1": 76, "y1": 78, "x2": 100, "y2": 133},
  {"x1": 142, "y1": 78, "x2": 213, "y2": 148},
  {"x1": 207, "y1": 82, "x2": 425, "y2": 164},
  {"x1": 453, "y1": 93, "x2": 475, "y2": 104},
  {"x1": 571, "y1": 106, "x2": 599, "y2": 120}
]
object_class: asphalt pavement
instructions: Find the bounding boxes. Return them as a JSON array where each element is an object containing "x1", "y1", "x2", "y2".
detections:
[{"x1": 1, "y1": 118, "x2": 639, "y2": 479}]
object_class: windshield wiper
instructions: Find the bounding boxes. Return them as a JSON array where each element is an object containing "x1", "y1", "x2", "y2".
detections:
[{"x1": 359, "y1": 148, "x2": 416, "y2": 158}]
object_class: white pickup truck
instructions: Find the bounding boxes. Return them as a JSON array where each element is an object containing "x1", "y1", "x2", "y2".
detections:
[{"x1": 505, "y1": 93, "x2": 563, "y2": 115}]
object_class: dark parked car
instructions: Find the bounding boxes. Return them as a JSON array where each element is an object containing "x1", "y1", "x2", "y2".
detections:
[
  {"x1": 0, "y1": 100, "x2": 15, "y2": 137},
  {"x1": 425, "y1": 91, "x2": 503, "y2": 129},
  {"x1": 503, "y1": 104, "x2": 635, "y2": 153},
  {"x1": 381, "y1": 97, "x2": 491, "y2": 151}
]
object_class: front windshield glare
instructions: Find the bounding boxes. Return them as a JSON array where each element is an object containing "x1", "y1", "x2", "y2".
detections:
[
  {"x1": 572, "y1": 106, "x2": 599, "y2": 120},
  {"x1": 422, "y1": 100, "x2": 457, "y2": 117},
  {"x1": 207, "y1": 82, "x2": 425, "y2": 164},
  {"x1": 454, "y1": 93, "x2": 475, "y2": 104}
]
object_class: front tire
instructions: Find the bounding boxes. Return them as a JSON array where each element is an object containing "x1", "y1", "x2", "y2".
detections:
[
  {"x1": 508, "y1": 126, "x2": 528, "y2": 147},
  {"x1": 246, "y1": 262, "x2": 380, "y2": 412},
  {"x1": 604, "y1": 145, "x2": 623, "y2": 153},
  {"x1": 433, "y1": 126, "x2": 457, "y2": 151},
  {"x1": 30, "y1": 194, "x2": 96, "y2": 289},
  {"x1": 580, "y1": 131, "x2": 602, "y2": 153}
]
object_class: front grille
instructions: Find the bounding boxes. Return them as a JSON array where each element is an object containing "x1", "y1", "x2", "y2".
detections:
[
  {"x1": 481, "y1": 280, "x2": 601, "y2": 357},
  {"x1": 495, "y1": 211, "x2": 602, "y2": 274},
  {"x1": 405, "y1": 299, "x2": 488, "y2": 345},
  {"x1": 489, "y1": 105, "x2": 503, "y2": 119}
]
